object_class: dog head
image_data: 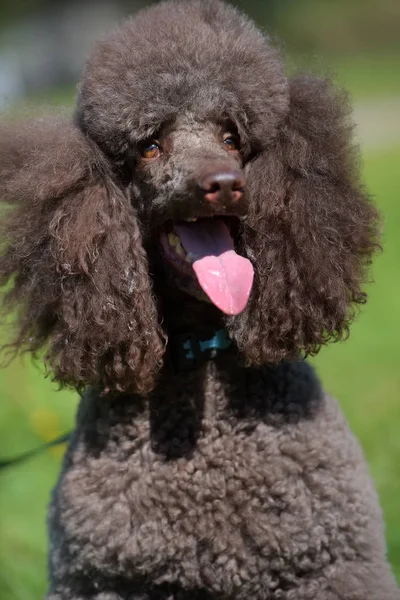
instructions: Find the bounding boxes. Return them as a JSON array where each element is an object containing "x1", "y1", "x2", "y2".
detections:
[{"x1": 0, "y1": 0, "x2": 379, "y2": 394}]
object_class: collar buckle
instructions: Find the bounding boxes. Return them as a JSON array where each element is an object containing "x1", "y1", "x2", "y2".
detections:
[{"x1": 169, "y1": 328, "x2": 233, "y2": 371}]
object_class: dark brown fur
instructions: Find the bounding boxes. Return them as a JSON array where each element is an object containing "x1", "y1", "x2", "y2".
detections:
[
  {"x1": 0, "y1": 119, "x2": 165, "y2": 394},
  {"x1": 0, "y1": 1, "x2": 397, "y2": 598}
]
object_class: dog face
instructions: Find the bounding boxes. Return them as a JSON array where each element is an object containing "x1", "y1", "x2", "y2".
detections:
[
  {"x1": 127, "y1": 115, "x2": 253, "y2": 315},
  {"x1": 0, "y1": 0, "x2": 379, "y2": 394},
  {"x1": 75, "y1": 0, "x2": 289, "y2": 321},
  {"x1": 133, "y1": 116, "x2": 247, "y2": 225}
]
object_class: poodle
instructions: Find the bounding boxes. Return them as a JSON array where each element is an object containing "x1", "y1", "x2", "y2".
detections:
[{"x1": 0, "y1": 1, "x2": 398, "y2": 598}]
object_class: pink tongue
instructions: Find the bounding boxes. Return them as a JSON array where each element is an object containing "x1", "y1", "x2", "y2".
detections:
[{"x1": 174, "y1": 220, "x2": 254, "y2": 315}]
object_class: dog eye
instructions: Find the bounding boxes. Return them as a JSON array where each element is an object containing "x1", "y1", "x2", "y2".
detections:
[
  {"x1": 223, "y1": 134, "x2": 240, "y2": 152},
  {"x1": 140, "y1": 141, "x2": 161, "y2": 159}
]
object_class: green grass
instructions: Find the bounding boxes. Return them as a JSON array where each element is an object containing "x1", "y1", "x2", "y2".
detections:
[
  {"x1": 284, "y1": 53, "x2": 400, "y2": 101},
  {"x1": 0, "y1": 361, "x2": 76, "y2": 600},
  {"x1": 333, "y1": 54, "x2": 400, "y2": 100},
  {"x1": 312, "y1": 145, "x2": 400, "y2": 579},
  {"x1": 3, "y1": 87, "x2": 75, "y2": 121}
]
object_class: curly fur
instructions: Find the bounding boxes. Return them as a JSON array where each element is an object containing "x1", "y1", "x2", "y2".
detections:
[
  {"x1": 0, "y1": 118, "x2": 165, "y2": 394},
  {"x1": 46, "y1": 362, "x2": 398, "y2": 599},
  {"x1": 0, "y1": 1, "x2": 397, "y2": 598}
]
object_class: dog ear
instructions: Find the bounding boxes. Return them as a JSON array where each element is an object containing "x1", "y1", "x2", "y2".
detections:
[
  {"x1": 229, "y1": 74, "x2": 380, "y2": 365},
  {"x1": 0, "y1": 118, "x2": 164, "y2": 395}
]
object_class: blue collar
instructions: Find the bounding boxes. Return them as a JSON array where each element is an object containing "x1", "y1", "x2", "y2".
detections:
[{"x1": 169, "y1": 328, "x2": 234, "y2": 370}]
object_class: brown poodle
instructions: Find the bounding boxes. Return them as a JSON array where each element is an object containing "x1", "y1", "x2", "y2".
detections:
[{"x1": 0, "y1": 1, "x2": 398, "y2": 598}]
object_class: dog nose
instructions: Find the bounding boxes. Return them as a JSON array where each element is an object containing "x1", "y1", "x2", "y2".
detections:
[{"x1": 199, "y1": 171, "x2": 245, "y2": 204}]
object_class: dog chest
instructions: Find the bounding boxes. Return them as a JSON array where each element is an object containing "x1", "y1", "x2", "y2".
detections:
[{"x1": 50, "y1": 363, "x2": 381, "y2": 597}]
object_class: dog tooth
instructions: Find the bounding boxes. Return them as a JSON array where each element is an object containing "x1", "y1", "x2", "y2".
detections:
[
  {"x1": 176, "y1": 244, "x2": 185, "y2": 258},
  {"x1": 168, "y1": 232, "x2": 179, "y2": 246}
]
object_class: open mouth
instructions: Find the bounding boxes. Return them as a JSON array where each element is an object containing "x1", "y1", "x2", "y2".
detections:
[{"x1": 159, "y1": 217, "x2": 254, "y2": 315}]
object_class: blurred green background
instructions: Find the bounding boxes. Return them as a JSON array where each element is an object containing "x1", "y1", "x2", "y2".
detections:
[{"x1": 0, "y1": 1, "x2": 399, "y2": 599}]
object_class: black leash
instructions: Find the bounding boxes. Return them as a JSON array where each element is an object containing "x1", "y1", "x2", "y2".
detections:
[{"x1": 0, "y1": 432, "x2": 71, "y2": 470}]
